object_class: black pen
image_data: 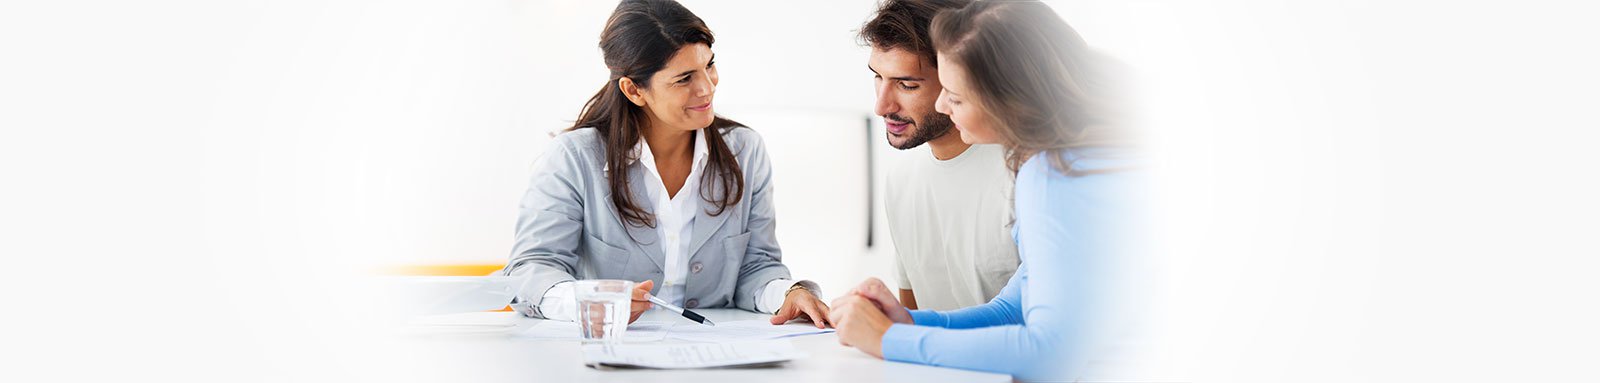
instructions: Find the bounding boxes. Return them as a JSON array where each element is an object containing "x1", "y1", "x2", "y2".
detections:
[{"x1": 644, "y1": 294, "x2": 715, "y2": 326}]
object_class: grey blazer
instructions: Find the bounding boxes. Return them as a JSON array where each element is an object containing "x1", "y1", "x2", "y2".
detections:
[{"x1": 505, "y1": 125, "x2": 789, "y2": 318}]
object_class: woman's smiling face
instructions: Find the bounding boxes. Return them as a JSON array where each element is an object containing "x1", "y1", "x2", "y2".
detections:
[
  {"x1": 934, "y1": 54, "x2": 1001, "y2": 145},
  {"x1": 628, "y1": 43, "x2": 719, "y2": 132}
]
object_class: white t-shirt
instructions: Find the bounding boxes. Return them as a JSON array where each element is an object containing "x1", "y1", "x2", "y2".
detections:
[{"x1": 885, "y1": 144, "x2": 1020, "y2": 310}]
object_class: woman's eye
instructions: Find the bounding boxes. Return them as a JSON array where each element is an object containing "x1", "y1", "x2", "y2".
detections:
[{"x1": 676, "y1": 76, "x2": 691, "y2": 84}]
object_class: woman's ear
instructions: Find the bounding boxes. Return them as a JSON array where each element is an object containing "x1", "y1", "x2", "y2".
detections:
[{"x1": 618, "y1": 77, "x2": 647, "y2": 107}]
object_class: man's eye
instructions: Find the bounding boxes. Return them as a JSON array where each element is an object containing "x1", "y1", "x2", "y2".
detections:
[
  {"x1": 900, "y1": 82, "x2": 919, "y2": 90},
  {"x1": 676, "y1": 76, "x2": 691, "y2": 84}
]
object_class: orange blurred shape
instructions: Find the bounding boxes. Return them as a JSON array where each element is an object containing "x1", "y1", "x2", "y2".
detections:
[{"x1": 378, "y1": 264, "x2": 513, "y2": 312}]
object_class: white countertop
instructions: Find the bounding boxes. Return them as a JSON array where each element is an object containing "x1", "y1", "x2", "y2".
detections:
[{"x1": 384, "y1": 308, "x2": 1012, "y2": 382}]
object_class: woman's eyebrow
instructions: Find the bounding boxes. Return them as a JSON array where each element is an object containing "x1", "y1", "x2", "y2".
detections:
[{"x1": 670, "y1": 55, "x2": 715, "y2": 80}]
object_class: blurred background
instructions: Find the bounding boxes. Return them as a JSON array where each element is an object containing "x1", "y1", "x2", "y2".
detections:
[
  {"x1": 176, "y1": 0, "x2": 1152, "y2": 292},
  {"x1": 175, "y1": 0, "x2": 1155, "y2": 298},
  {"x1": 4, "y1": 0, "x2": 1600, "y2": 382}
]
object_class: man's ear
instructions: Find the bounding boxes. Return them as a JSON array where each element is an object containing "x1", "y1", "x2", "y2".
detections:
[{"x1": 619, "y1": 77, "x2": 647, "y2": 107}]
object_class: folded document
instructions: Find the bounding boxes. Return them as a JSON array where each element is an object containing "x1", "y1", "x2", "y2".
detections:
[
  {"x1": 520, "y1": 319, "x2": 831, "y2": 343},
  {"x1": 582, "y1": 340, "x2": 803, "y2": 369}
]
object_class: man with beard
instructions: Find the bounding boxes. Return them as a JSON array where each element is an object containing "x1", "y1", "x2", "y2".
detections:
[{"x1": 858, "y1": 0, "x2": 1018, "y2": 311}]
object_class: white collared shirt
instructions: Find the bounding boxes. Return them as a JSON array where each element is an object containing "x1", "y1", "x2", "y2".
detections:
[
  {"x1": 636, "y1": 127, "x2": 709, "y2": 306},
  {"x1": 536, "y1": 129, "x2": 808, "y2": 321}
]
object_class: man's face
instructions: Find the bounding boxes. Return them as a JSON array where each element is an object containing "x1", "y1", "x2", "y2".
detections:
[{"x1": 869, "y1": 47, "x2": 954, "y2": 150}]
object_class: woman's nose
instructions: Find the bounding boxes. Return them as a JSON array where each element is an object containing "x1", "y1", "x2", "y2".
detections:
[{"x1": 694, "y1": 72, "x2": 714, "y2": 97}]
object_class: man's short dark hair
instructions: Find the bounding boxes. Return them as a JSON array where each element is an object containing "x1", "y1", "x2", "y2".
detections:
[{"x1": 857, "y1": 0, "x2": 973, "y2": 68}]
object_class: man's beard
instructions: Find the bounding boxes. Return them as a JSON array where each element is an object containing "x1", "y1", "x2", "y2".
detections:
[{"x1": 887, "y1": 111, "x2": 955, "y2": 150}]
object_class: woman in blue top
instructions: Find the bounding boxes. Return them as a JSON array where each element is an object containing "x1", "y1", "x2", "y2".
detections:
[{"x1": 828, "y1": 1, "x2": 1142, "y2": 381}]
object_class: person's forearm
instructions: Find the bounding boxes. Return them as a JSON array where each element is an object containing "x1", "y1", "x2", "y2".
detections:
[
  {"x1": 505, "y1": 253, "x2": 588, "y2": 320},
  {"x1": 907, "y1": 297, "x2": 1021, "y2": 329},
  {"x1": 898, "y1": 289, "x2": 918, "y2": 310},
  {"x1": 911, "y1": 265, "x2": 1026, "y2": 328},
  {"x1": 534, "y1": 281, "x2": 576, "y2": 321},
  {"x1": 881, "y1": 322, "x2": 1076, "y2": 379},
  {"x1": 756, "y1": 279, "x2": 818, "y2": 313},
  {"x1": 733, "y1": 261, "x2": 790, "y2": 312}
]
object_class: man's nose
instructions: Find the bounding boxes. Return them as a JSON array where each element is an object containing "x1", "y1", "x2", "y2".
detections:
[{"x1": 874, "y1": 84, "x2": 898, "y2": 117}]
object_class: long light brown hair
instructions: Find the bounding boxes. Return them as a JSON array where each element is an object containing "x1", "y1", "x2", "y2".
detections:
[
  {"x1": 930, "y1": 0, "x2": 1128, "y2": 176},
  {"x1": 568, "y1": 0, "x2": 744, "y2": 229}
]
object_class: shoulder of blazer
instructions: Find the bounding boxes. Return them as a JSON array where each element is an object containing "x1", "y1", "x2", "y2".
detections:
[
  {"x1": 547, "y1": 127, "x2": 607, "y2": 166},
  {"x1": 716, "y1": 124, "x2": 765, "y2": 159}
]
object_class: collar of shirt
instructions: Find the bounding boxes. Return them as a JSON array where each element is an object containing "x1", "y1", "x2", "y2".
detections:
[
  {"x1": 600, "y1": 128, "x2": 711, "y2": 173},
  {"x1": 630, "y1": 128, "x2": 710, "y2": 171}
]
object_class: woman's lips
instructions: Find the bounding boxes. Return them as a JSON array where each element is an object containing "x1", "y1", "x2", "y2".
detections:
[{"x1": 688, "y1": 103, "x2": 711, "y2": 112}]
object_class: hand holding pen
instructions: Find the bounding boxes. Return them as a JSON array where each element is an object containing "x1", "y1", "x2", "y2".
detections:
[
  {"x1": 631, "y1": 287, "x2": 715, "y2": 326},
  {"x1": 625, "y1": 280, "x2": 655, "y2": 324}
]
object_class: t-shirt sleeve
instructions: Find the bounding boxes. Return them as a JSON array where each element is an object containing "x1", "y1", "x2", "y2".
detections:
[{"x1": 894, "y1": 256, "x2": 913, "y2": 290}]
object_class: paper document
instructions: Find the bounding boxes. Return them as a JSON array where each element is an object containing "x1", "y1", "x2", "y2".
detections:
[
  {"x1": 521, "y1": 320, "x2": 669, "y2": 342},
  {"x1": 582, "y1": 340, "x2": 803, "y2": 369},
  {"x1": 663, "y1": 320, "x2": 834, "y2": 342}
]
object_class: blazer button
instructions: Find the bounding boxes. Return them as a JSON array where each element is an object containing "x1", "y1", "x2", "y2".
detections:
[
  {"x1": 685, "y1": 299, "x2": 699, "y2": 308},
  {"x1": 690, "y1": 262, "x2": 704, "y2": 274}
]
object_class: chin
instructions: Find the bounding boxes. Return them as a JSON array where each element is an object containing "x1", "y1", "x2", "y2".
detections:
[
  {"x1": 958, "y1": 130, "x2": 975, "y2": 144},
  {"x1": 694, "y1": 114, "x2": 716, "y2": 128},
  {"x1": 887, "y1": 136, "x2": 908, "y2": 149}
]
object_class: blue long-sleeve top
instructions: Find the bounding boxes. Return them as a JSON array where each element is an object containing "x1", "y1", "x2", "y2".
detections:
[{"x1": 880, "y1": 148, "x2": 1141, "y2": 381}]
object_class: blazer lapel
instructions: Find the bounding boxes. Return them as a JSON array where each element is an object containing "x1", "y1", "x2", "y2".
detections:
[
  {"x1": 616, "y1": 165, "x2": 665, "y2": 272},
  {"x1": 686, "y1": 192, "x2": 733, "y2": 262}
]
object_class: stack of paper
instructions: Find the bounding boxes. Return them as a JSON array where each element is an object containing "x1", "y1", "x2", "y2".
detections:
[
  {"x1": 663, "y1": 320, "x2": 834, "y2": 342},
  {"x1": 518, "y1": 319, "x2": 832, "y2": 343},
  {"x1": 582, "y1": 340, "x2": 804, "y2": 369}
]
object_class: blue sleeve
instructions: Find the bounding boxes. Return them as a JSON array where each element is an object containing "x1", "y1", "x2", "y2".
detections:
[
  {"x1": 877, "y1": 157, "x2": 1125, "y2": 380},
  {"x1": 903, "y1": 265, "x2": 1025, "y2": 329}
]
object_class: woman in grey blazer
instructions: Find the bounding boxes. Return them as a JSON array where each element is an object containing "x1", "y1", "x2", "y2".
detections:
[{"x1": 504, "y1": 0, "x2": 830, "y2": 327}]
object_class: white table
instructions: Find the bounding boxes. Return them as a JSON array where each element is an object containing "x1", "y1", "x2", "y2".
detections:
[{"x1": 388, "y1": 308, "x2": 1012, "y2": 382}]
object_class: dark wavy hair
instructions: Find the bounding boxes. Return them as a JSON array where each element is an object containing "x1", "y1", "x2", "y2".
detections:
[
  {"x1": 857, "y1": 0, "x2": 972, "y2": 67},
  {"x1": 568, "y1": 0, "x2": 744, "y2": 229}
]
